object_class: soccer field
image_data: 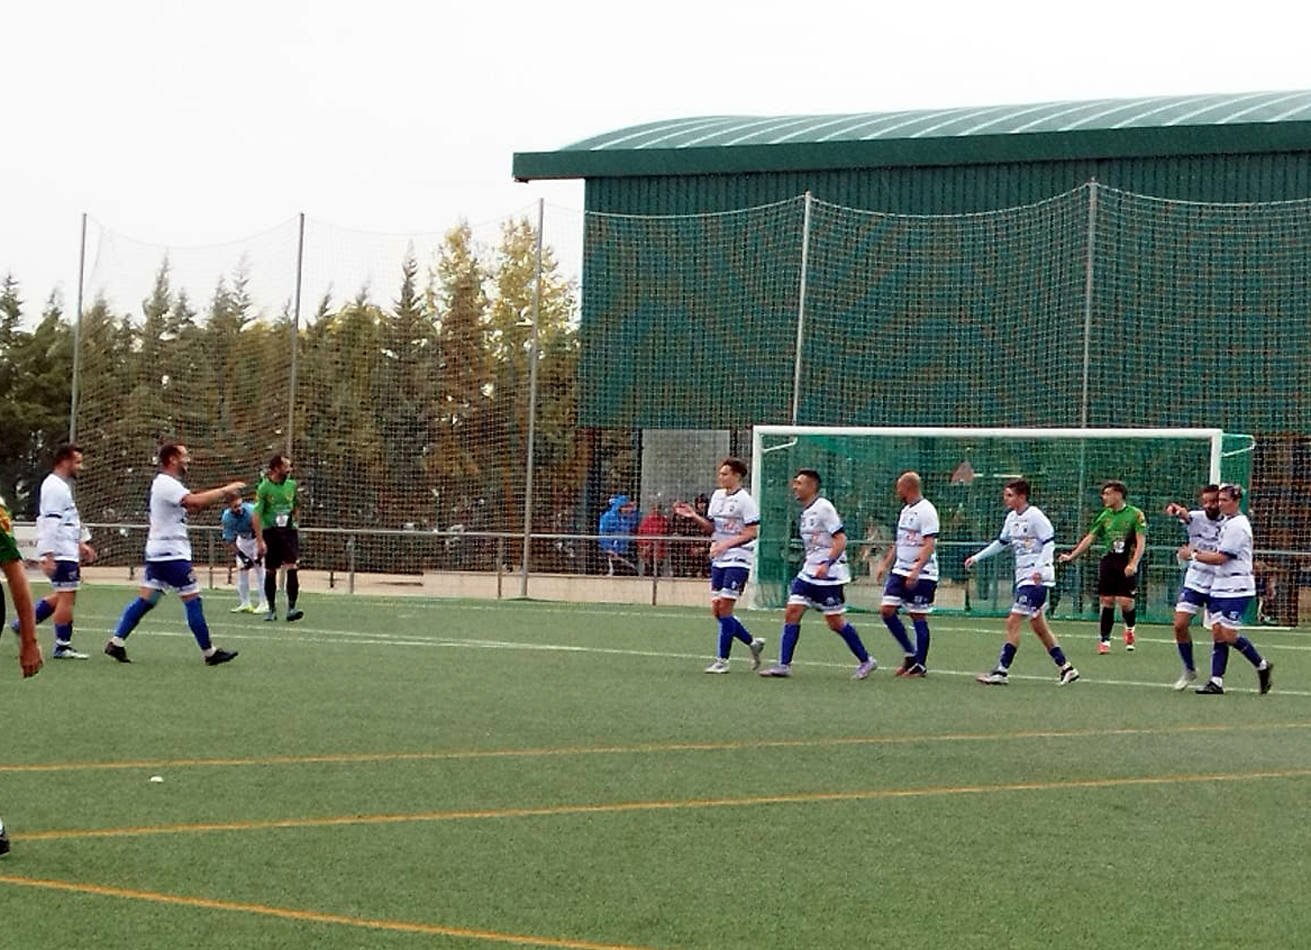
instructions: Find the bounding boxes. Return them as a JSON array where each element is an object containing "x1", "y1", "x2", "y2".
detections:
[{"x1": 1, "y1": 586, "x2": 1308, "y2": 950}]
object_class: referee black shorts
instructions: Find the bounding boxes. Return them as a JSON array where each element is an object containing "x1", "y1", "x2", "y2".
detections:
[
  {"x1": 264, "y1": 526, "x2": 301, "y2": 571},
  {"x1": 1097, "y1": 554, "x2": 1137, "y2": 598}
]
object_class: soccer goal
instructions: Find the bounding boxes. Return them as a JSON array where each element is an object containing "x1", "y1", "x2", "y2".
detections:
[{"x1": 749, "y1": 426, "x2": 1254, "y2": 620}]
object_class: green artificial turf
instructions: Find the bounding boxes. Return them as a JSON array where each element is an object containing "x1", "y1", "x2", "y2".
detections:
[{"x1": 1, "y1": 585, "x2": 1308, "y2": 949}]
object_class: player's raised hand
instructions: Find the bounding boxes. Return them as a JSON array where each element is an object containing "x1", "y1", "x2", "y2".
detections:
[
  {"x1": 225, "y1": 481, "x2": 247, "y2": 494},
  {"x1": 672, "y1": 500, "x2": 695, "y2": 518}
]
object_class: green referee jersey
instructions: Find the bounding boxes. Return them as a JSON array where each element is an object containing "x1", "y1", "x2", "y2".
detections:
[
  {"x1": 255, "y1": 476, "x2": 298, "y2": 531},
  {"x1": 0, "y1": 499, "x2": 21, "y2": 563},
  {"x1": 1088, "y1": 504, "x2": 1146, "y2": 557}
]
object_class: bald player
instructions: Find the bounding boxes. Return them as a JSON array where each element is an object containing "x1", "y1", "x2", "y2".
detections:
[{"x1": 872, "y1": 471, "x2": 940, "y2": 677}]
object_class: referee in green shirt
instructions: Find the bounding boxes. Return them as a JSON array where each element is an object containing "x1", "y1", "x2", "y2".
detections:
[
  {"x1": 1059, "y1": 480, "x2": 1147, "y2": 654},
  {"x1": 253, "y1": 453, "x2": 304, "y2": 622}
]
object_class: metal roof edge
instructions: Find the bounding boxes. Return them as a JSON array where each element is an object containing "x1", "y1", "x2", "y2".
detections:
[{"x1": 513, "y1": 121, "x2": 1311, "y2": 181}]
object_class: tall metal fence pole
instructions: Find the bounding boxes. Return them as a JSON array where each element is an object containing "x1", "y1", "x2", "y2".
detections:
[
  {"x1": 1074, "y1": 180, "x2": 1099, "y2": 616},
  {"x1": 790, "y1": 192, "x2": 813, "y2": 426},
  {"x1": 519, "y1": 198, "x2": 545, "y2": 598},
  {"x1": 69, "y1": 212, "x2": 87, "y2": 441},
  {"x1": 287, "y1": 212, "x2": 305, "y2": 456},
  {"x1": 1079, "y1": 179, "x2": 1098, "y2": 429}
]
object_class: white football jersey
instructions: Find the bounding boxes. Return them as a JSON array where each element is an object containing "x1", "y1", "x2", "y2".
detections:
[
  {"x1": 1180, "y1": 510, "x2": 1226, "y2": 594},
  {"x1": 892, "y1": 498, "x2": 940, "y2": 581},
  {"x1": 145, "y1": 472, "x2": 192, "y2": 562},
  {"x1": 1210, "y1": 513, "x2": 1255, "y2": 598},
  {"x1": 37, "y1": 472, "x2": 82, "y2": 562},
  {"x1": 997, "y1": 504, "x2": 1056, "y2": 587},
  {"x1": 797, "y1": 496, "x2": 850, "y2": 585},
  {"x1": 707, "y1": 487, "x2": 759, "y2": 569}
]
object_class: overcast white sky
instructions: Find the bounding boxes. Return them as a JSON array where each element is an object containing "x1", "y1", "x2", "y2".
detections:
[{"x1": 5, "y1": 0, "x2": 1310, "y2": 317}]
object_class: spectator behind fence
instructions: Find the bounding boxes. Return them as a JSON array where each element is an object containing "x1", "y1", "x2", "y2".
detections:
[
  {"x1": 635, "y1": 501, "x2": 671, "y2": 577},
  {"x1": 598, "y1": 495, "x2": 639, "y2": 575}
]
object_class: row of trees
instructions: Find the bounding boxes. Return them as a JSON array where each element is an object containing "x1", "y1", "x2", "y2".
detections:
[{"x1": 0, "y1": 220, "x2": 626, "y2": 570}]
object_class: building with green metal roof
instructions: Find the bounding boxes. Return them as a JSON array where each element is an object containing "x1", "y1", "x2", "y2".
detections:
[{"x1": 514, "y1": 91, "x2": 1311, "y2": 211}]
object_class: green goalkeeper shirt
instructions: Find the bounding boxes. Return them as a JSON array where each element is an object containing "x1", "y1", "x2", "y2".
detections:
[
  {"x1": 0, "y1": 499, "x2": 20, "y2": 563},
  {"x1": 255, "y1": 476, "x2": 298, "y2": 531},
  {"x1": 1088, "y1": 504, "x2": 1146, "y2": 558}
]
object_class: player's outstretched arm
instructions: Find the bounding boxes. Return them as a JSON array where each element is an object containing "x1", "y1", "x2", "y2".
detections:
[
  {"x1": 1058, "y1": 532, "x2": 1094, "y2": 562},
  {"x1": 183, "y1": 481, "x2": 247, "y2": 512}
]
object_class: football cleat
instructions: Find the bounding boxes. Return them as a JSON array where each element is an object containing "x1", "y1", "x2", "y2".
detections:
[
  {"x1": 263, "y1": 610, "x2": 278, "y2": 622},
  {"x1": 748, "y1": 637, "x2": 766, "y2": 671},
  {"x1": 852, "y1": 658, "x2": 877, "y2": 680},
  {"x1": 286, "y1": 608, "x2": 304, "y2": 623},
  {"x1": 1173, "y1": 669, "x2": 1198, "y2": 691},
  {"x1": 1195, "y1": 679, "x2": 1225, "y2": 695},
  {"x1": 0, "y1": 817, "x2": 9, "y2": 856},
  {"x1": 52, "y1": 646, "x2": 89, "y2": 660},
  {"x1": 1058, "y1": 665, "x2": 1080, "y2": 686},
  {"x1": 758, "y1": 664, "x2": 791, "y2": 678},
  {"x1": 903, "y1": 663, "x2": 927, "y2": 678},
  {"x1": 703, "y1": 658, "x2": 730, "y2": 674},
  {"x1": 893, "y1": 656, "x2": 915, "y2": 677},
  {"x1": 229, "y1": 603, "x2": 251, "y2": 613},
  {"x1": 976, "y1": 670, "x2": 1009, "y2": 686},
  {"x1": 1097, "y1": 641, "x2": 1110, "y2": 655},
  {"x1": 103, "y1": 640, "x2": 131, "y2": 663},
  {"x1": 204, "y1": 648, "x2": 239, "y2": 666},
  {"x1": 1124, "y1": 628, "x2": 1136, "y2": 651}
]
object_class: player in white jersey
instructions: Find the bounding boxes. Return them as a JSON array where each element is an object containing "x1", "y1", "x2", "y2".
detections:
[
  {"x1": 8, "y1": 444, "x2": 97, "y2": 659},
  {"x1": 965, "y1": 479, "x2": 1079, "y2": 686},
  {"x1": 1177, "y1": 484, "x2": 1272, "y2": 695},
  {"x1": 104, "y1": 443, "x2": 246, "y2": 666},
  {"x1": 872, "y1": 471, "x2": 938, "y2": 677},
  {"x1": 1163, "y1": 484, "x2": 1225, "y2": 690},
  {"x1": 674, "y1": 457, "x2": 767, "y2": 673},
  {"x1": 759, "y1": 469, "x2": 875, "y2": 679}
]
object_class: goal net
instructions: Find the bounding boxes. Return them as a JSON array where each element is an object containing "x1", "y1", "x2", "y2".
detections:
[{"x1": 750, "y1": 426, "x2": 1254, "y2": 621}]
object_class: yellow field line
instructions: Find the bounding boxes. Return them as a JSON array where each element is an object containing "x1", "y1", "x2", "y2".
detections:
[
  {"x1": 0, "y1": 874, "x2": 656, "y2": 950},
  {"x1": 21, "y1": 767, "x2": 1311, "y2": 843},
  {"x1": 4, "y1": 720, "x2": 1309, "y2": 775}
]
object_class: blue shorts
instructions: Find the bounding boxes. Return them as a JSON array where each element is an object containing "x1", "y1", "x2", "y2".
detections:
[
  {"x1": 1011, "y1": 584, "x2": 1049, "y2": 618},
  {"x1": 144, "y1": 559, "x2": 200, "y2": 597},
  {"x1": 882, "y1": 573, "x2": 937, "y2": 613},
  {"x1": 710, "y1": 565, "x2": 750, "y2": 601},
  {"x1": 49, "y1": 559, "x2": 81, "y2": 592},
  {"x1": 1176, "y1": 586, "x2": 1209, "y2": 615},
  {"x1": 788, "y1": 577, "x2": 846, "y2": 615},
  {"x1": 1207, "y1": 595, "x2": 1251, "y2": 628}
]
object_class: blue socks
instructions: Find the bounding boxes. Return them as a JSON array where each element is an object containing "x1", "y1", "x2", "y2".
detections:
[
  {"x1": 998, "y1": 642, "x2": 1017, "y2": 670},
  {"x1": 1233, "y1": 635, "x2": 1263, "y2": 667},
  {"x1": 1210, "y1": 642, "x2": 1230, "y2": 680},
  {"x1": 912, "y1": 617, "x2": 931, "y2": 666},
  {"x1": 34, "y1": 599, "x2": 55, "y2": 624},
  {"x1": 114, "y1": 595, "x2": 158, "y2": 639},
  {"x1": 716, "y1": 615, "x2": 753, "y2": 659},
  {"x1": 1048, "y1": 645, "x2": 1068, "y2": 668},
  {"x1": 1177, "y1": 640, "x2": 1196, "y2": 672},
  {"x1": 54, "y1": 622, "x2": 73, "y2": 647},
  {"x1": 882, "y1": 613, "x2": 914, "y2": 655},
  {"x1": 835, "y1": 623, "x2": 869, "y2": 663},
  {"x1": 184, "y1": 597, "x2": 212, "y2": 651},
  {"x1": 780, "y1": 623, "x2": 800, "y2": 665}
]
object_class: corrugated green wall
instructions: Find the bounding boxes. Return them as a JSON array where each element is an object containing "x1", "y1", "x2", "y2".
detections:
[{"x1": 583, "y1": 152, "x2": 1311, "y2": 214}]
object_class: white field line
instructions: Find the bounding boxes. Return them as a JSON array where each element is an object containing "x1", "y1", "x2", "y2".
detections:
[{"x1": 59, "y1": 612, "x2": 1311, "y2": 698}]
